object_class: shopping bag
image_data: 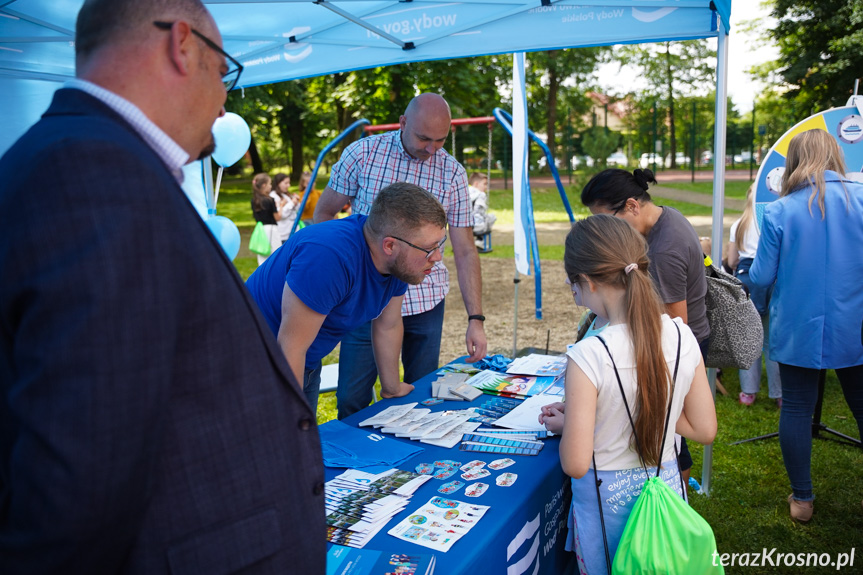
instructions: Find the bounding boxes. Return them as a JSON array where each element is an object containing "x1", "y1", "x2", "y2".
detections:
[
  {"x1": 611, "y1": 476, "x2": 724, "y2": 574},
  {"x1": 249, "y1": 221, "x2": 272, "y2": 256},
  {"x1": 703, "y1": 259, "x2": 763, "y2": 369}
]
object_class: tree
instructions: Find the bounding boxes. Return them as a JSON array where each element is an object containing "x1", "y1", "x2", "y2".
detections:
[
  {"x1": 765, "y1": 0, "x2": 863, "y2": 113},
  {"x1": 615, "y1": 40, "x2": 715, "y2": 167},
  {"x1": 527, "y1": 48, "x2": 604, "y2": 162},
  {"x1": 581, "y1": 126, "x2": 621, "y2": 169}
]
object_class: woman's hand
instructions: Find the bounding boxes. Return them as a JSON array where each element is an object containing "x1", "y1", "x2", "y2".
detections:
[{"x1": 538, "y1": 402, "x2": 566, "y2": 434}]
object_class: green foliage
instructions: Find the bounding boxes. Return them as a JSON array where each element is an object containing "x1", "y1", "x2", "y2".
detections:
[
  {"x1": 580, "y1": 126, "x2": 621, "y2": 169},
  {"x1": 766, "y1": 0, "x2": 863, "y2": 114},
  {"x1": 527, "y1": 48, "x2": 606, "y2": 160},
  {"x1": 615, "y1": 40, "x2": 716, "y2": 164}
]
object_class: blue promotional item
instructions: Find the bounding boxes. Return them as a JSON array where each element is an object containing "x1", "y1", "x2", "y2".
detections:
[{"x1": 318, "y1": 419, "x2": 423, "y2": 470}]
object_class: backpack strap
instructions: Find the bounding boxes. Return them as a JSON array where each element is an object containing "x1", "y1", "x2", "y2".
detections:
[
  {"x1": 596, "y1": 321, "x2": 681, "y2": 477},
  {"x1": 592, "y1": 455, "x2": 613, "y2": 575},
  {"x1": 592, "y1": 321, "x2": 683, "y2": 572}
]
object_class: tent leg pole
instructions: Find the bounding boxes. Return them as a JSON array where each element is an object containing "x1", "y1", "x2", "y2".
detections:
[
  {"x1": 702, "y1": 13, "x2": 731, "y2": 498},
  {"x1": 512, "y1": 274, "x2": 520, "y2": 357}
]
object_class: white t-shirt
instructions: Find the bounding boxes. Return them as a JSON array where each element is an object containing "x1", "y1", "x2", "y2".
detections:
[
  {"x1": 271, "y1": 191, "x2": 298, "y2": 241},
  {"x1": 730, "y1": 217, "x2": 759, "y2": 259},
  {"x1": 566, "y1": 315, "x2": 701, "y2": 470}
]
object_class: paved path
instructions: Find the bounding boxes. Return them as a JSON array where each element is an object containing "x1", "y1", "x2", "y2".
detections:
[{"x1": 488, "y1": 173, "x2": 748, "y2": 247}]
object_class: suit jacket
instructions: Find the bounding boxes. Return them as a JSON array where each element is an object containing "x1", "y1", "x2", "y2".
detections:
[
  {"x1": 750, "y1": 171, "x2": 863, "y2": 369},
  {"x1": 0, "y1": 89, "x2": 326, "y2": 574}
]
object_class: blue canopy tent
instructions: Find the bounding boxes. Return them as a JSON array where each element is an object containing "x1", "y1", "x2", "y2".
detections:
[{"x1": 0, "y1": 0, "x2": 732, "y2": 493}]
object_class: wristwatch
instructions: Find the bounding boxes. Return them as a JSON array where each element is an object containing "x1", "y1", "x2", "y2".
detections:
[{"x1": 468, "y1": 314, "x2": 486, "y2": 322}]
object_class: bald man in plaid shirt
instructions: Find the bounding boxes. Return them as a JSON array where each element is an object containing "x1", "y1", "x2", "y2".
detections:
[{"x1": 315, "y1": 93, "x2": 487, "y2": 419}]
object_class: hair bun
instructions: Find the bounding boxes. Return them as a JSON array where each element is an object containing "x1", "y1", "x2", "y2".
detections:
[{"x1": 632, "y1": 168, "x2": 656, "y2": 191}]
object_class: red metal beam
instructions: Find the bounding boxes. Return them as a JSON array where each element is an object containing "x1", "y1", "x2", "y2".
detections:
[{"x1": 364, "y1": 116, "x2": 495, "y2": 133}]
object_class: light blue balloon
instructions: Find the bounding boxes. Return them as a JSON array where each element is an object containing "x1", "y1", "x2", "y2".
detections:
[
  {"x1": 206, "y1": 215, "x2": 241, "y2": 260},
  {"x1": 211, "y1": 112, "x2": 251, "y2": 168}
]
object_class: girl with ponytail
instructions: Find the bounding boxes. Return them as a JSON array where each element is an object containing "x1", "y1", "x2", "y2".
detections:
[{"x1": 540, "y1": 215, "x2": 716, "y2": 574}]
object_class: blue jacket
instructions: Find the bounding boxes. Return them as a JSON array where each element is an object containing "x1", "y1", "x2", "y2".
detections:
[{"x1": 750, "y1": 171, "x2": 863, "y2": 369}]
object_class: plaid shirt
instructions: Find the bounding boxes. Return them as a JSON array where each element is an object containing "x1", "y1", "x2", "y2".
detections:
[{"x1": 327, "y1": 130, "x2": 470, "y2": 316}]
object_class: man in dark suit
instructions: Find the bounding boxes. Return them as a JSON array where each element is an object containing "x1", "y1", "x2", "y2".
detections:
[{"x1": 0, "y1": 1, "x2": 325, "y2": 573}]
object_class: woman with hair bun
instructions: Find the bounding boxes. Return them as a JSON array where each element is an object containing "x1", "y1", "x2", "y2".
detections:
[
  {"x1": 580, "y1": 168, "x2": 710, "y2": 489},
  {"x1": 750, "y1": 129, "x2": 863, "y2": 523},
  {"x1": 540, "y1": 214, "x2": 717, "y2": 573}
]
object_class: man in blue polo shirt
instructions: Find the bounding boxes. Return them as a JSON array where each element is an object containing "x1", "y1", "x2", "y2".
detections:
[{"x1": 246, "y1": 182, "x2": 448, "y2": 412}]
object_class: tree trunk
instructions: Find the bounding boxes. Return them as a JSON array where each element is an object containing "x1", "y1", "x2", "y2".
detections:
[
  {"x1": 545, "y1": 50, "x2": 560, "y2": 163},
  {"x1": 248, "y1": 137, "x2": 264, "y2": 174},
  {"x1": 665, "y1": 43, "x2": 677, "y2": 168},
  {"x1": 290, "y1": 118, "x2": 305, "y2": 184}
]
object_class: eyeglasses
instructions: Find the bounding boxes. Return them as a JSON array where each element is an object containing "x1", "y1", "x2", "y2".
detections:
[
  {"x1": 391, "y1": 235, "x2": 447, "y2": 260},
  {"x1": 153, "y1": 21, "x2": 244, "y2": 91}
]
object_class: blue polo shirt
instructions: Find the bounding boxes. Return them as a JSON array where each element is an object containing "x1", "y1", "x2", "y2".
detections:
[{"x1": 246, "y1": 215, "x2": 408, "y2": 366}]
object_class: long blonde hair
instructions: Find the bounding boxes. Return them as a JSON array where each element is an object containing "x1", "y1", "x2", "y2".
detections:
[
  {"x1": 780, "y1": 129, "x2": 848, "y2": 219},
  {"x1": 564, "y1": 215, "x2": 670, "y2": 468},
  {"x1": 735, "y1": 185, "x2": 756, "y2": 246}
]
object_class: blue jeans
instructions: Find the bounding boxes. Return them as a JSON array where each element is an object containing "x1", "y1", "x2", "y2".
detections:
[
  {"x1": 336, "y1": 300, "x2": 446, "y2": 419},
  {"x1": 303, "y1": 360, "x2": 323, "y2": 414},
  {"x1": 739, "y1": 314, "x2": 782, "y2": 397},
  {"x1": 736, "y1": 259, "x2": 781, "y2": 398},
  {"x1": 778, "y1": 364, "x2": 863, "y2": 501}
]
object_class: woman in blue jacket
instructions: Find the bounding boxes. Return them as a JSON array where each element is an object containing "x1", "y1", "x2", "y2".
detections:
[{"x1": 750, "y1": 129, "x2": 863, "y2": 523}]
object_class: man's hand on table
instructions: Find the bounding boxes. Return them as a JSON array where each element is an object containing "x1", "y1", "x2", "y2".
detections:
[
  {"x1": 380, "y1": 381, "x2": 415, "y2": 399},
  {"x1": 464, "y1": 321, "x2": 487, "y2": 362}
]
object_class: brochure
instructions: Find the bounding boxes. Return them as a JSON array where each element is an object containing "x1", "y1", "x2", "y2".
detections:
[{"x1": 387, "y1": 496, "x2": 490, "y2": 553}]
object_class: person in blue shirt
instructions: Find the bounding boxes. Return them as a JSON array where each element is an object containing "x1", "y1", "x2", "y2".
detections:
[
  {"x1": 246, "y1": 182, "x2": 448, "y2": 412},
  {"x1": 750, "y1": 129, "x2": 863, "y2": 523}
]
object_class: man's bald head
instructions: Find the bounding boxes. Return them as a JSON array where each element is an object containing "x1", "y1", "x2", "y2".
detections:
[
  {"x1": 399, "y1": 93, "x2": 452, "y2": 161},
  {"x1": 404, "y1": 93, "x2": 451, "y2": 124}
]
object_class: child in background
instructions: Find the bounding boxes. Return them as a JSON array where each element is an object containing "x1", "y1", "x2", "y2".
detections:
[
  {"x1": 299, "y1": 171, "x2": 322, "y2": 225},
  {"x1": 468, "y1": 172, "x2": 496, "y2": 249},
  {"x1": 271, "y1": 173, "x2": 300, "y2": 243},
  {"x1": 539, "y1": 214, "x2": 717, "y2": 574},
  {"x1": 727, "y1": 185, "x2": 782, "y2": 408}
]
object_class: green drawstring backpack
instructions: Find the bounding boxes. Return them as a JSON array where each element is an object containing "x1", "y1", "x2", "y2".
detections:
[
  {"x1": 594, "y1": 324, "x2": 724, "y2": 574},
  {"x1": 249, "y1": 221, "x2": 272, "y2": 256}
]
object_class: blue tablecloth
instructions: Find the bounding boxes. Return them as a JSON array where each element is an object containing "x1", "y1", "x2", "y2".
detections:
[{"x1": 325, "y1": 360, "x2": 575, "y2": 575}]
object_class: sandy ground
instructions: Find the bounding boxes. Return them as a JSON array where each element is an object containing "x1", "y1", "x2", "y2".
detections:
[{"x1": 440, "y1": 254, "x2": 583, "y2": 362}]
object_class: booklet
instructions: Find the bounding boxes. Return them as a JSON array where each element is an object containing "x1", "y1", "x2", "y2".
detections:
[
  {"x1": 327, "y1": 545, "x2": 436, "y2": 575},
  {"x1": 468, "y1": 370, "x2": 558, "y2": 399},
  {"x1": 506, "y1": 353, "x2": 567, "y2": 377}
]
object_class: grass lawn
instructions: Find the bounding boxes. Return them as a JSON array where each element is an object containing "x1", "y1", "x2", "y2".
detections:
[
  {"x1": 663, "y1": 180, "x2": 754, "y2": 200},
  {"x1": 227, "y1": 173, "x2": 862, "y2": 565}
]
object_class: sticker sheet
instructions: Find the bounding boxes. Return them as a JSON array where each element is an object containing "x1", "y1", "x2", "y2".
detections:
[{"x1": 387, "y1": 496, "x2": 490, "y2": 552}]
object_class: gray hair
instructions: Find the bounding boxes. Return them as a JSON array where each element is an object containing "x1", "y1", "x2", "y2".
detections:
[{"x1": 76, "y1": 0, "x2": 209, "y2": 61}]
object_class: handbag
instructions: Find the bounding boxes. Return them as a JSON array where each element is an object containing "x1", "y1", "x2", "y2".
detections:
[
  {"x1": 703, "y1": 257, "x2": 763, "y2": 369},
  {"x1": 594, "y1": 324, "x2": 724, "y2": 574},
  {"x1": 249, "y1": 221, "x2": 272, "y2": 256}
]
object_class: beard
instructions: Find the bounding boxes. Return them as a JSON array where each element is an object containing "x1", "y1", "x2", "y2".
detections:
[
  {"x1": 390, "y1": 251, "x2": 429, "y2": 285},
  {"x1": 197, "y1": 133, "x2": 217, "y2": 161}
]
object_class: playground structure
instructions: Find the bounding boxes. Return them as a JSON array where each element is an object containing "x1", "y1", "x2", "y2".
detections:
[{"x1": 290, "y1": 111, "x2": 578, "y2": 350}]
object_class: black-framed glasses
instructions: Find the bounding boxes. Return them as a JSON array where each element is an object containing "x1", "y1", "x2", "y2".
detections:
[
  {"x1": 153, "y1": 21, "x2": 243, "y2": 91},
  {"x1": 391, "y1": 235, "x2": 447, "y2": 260}
]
